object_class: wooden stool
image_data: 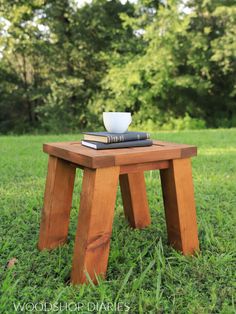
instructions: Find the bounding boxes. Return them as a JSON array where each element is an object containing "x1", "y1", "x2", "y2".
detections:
[{"x1": 38, "y1": 140, "x2": 199, "y2": 285}]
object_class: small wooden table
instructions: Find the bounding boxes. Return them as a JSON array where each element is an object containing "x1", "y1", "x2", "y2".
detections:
[{"x1": 38, "y1": 140, "x2": 199, "y2": 285}]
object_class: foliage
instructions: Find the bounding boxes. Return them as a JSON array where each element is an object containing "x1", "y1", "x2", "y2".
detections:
[
  {"x1": 0, "y1": 0, "x2": 136, "y2": 133},
  {"x1": 0, "y1": 129, "x2": 235, "y2": 312},
  {"x1": 0, "y1": 0, "x2": 236, "y2": 133},
  {"x1": 100, "y1": 0, "x2": 236, "y2": 128},
  {"x1": 131, "y1": 114, "x2": 206, "y2": 132}
]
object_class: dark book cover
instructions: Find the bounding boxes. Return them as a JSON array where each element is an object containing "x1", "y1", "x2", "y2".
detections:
[
  {"x1": 83, "y1": 131, "x2": 150, "y2": 143},
  {"x1": 81, "y1": 139, "x2": 153, "y2": 150}
]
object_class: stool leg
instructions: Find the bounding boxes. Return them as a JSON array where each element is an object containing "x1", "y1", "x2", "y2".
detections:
[
  {"x1": 71, "y1": 166, "x2": 119, "y2": 285},
  {"x1": 160, "y1": 158, "x2": 199, "y2": 255},
  {"x1": 38, "y1": 156, "x2": 76, "y2": 250},
  {"x1": 119, "y1": 172, "x2": 151, "y2": 229}
]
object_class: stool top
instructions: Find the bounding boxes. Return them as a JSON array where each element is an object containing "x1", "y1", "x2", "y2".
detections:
[{"x1": 43, "y1": 140, "x2": 197, "y2": 169}]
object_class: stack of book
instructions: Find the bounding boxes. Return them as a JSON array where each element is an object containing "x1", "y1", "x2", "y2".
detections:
[{"x1": 81, "y1": 131, "x2": 153, "y2": 150}]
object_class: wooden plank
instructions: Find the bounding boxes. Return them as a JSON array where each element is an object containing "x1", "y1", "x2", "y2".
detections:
[
  {"x1": 38, "y1": 156, "x2": 76, "y2": 250},
  {"x1": 43, "y1": 143, "x2": 96, "y2": 168},
  {"x1": 71, "y1": 166, "x2": 120, "y2": 284},
  {"x1": 119, "y1": 160, "x2": 169, "y2": 174},
  {"x1": 152, "y1": 141, "x2": 197, "y2": 158},
  {"x1": 43, "y1": 141, "x2": 197, "y2": 169},
  {"x1": 44, "y1": 143, "x2": 116, "y2": 168},
  {"x1": 160, "y1": 158, "x2": 199, "y2": 255},
  {"x1": 181, "y1": 146, "x2": 197, "y2": 158},
  {"x1": 113, "y1": 147, "x2": 181, "y2": 166},
  {"x1": 119, "y1": 172, "x2": 151, "y2": 228}
]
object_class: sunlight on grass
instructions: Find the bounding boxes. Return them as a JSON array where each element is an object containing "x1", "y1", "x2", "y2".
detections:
[
  {"x1": 0, "y1": 129, "x2": 235, "y2": 313},
  {"x1": 199, "y1": 147, "x2": 236, "y2": 155}
]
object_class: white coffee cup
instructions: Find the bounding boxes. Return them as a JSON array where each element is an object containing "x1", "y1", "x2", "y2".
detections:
[{"x1": 103, "y1": 112, "x2": 132, "y2": 133}]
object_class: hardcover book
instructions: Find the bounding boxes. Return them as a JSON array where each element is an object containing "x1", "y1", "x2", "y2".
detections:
[
  {"x1": 81, "y1": 139, "x2": 153, "y2": 150},
  {"x1": 83, "y1": 131, "x2": 150, "y2": 143}
]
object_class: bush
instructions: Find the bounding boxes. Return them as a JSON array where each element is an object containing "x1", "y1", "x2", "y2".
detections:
[
  {"x1": 130, "y1": 114, "x2": 206, "y2": 132},
  {"x1": 161, "y1": 114, "x2": 206, "y2": 131}
]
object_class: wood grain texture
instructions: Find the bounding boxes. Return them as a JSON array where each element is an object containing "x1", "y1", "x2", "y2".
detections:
[
  {"x1": 119, "y1": 172, "x2": 151, "y2": 228},
  {"x1": 160, "y1": 158, "x2": 199, "y2": 255},
  {"x1": 43, "y1": 141, "x2": 197, "y2": 168},
  {"x1": 119, "y1": 160, "x2": 169, "y2": 174},
  {"x1": 71, "y1": 166, "x2": 120, "y2": 285},
  {"x1": 38, "y1": 156, "x2": 76, "y2": 250}
]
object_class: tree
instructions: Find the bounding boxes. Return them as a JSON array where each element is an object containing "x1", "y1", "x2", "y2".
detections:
[
  {"x1": 0, "y1": 0, "x2": 136, "y2": 133},
  {"x1": 0, "y1": 0, "x2": 51, "y2": 132},
  {"x1": 99, "y1": 0, "x2": 236, "y2": 128},
  {"x1": 0, "y1": 0, "x2": 235, "y2": 132}
]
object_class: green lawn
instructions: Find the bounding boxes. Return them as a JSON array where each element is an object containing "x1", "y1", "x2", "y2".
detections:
[{"x1": 0, "y1": 129, "x2": 235, "y2": 313}]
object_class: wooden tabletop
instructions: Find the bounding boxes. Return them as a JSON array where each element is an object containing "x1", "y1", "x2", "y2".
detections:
[{"x1": 43, "y1": 140, "x2": 197, "y2": 169}]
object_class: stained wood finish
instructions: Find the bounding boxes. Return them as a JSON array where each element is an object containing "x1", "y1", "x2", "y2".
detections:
[
  {"x1": 74, "y1": 160, "x2": 169, "y2": 174},
  {"x1": 119, "y1": 160, "x2": 169, "y2": 174},
  {"x1": 120, "y1": 172, "x2": 151, "y2": 228},
  {"x1": 160, "y1": 158, "x2": 199, "y2": 255},
  {"x1": 38, "y1": 156, "x2": 76, "y2": 250},
  {"x1": 39, "y1": 140, "x2": 199, "y2": 286},
  {"x1": 71, "y1": 166, "x2": 120, "y2": 284},
  {"x1": 43, "y1": 141, "x2": 197, "y2": 169}
]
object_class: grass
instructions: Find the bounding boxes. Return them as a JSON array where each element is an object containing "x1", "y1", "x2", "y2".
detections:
[{"x1": 0, "y1": 129, "x2": 235, "y2": 313}]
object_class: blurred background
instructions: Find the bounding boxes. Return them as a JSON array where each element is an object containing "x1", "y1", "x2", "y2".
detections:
[{"x1": 0, "y1": 0, "x2": 235, "y2": 134}]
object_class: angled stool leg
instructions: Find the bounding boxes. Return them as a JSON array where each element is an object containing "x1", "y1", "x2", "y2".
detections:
[
  {"x1": 71, "y1": 166, "x2": 119, "y2": 285},
  {"x1": 160, "y1": 158, "x2": 199, "y2": 255},
  {"x1": 38, "y1": 156, "x2": 76, "y2": 250},
  {"x1": 119, "y1": 172, "x2": 151, "y2": 229}
]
